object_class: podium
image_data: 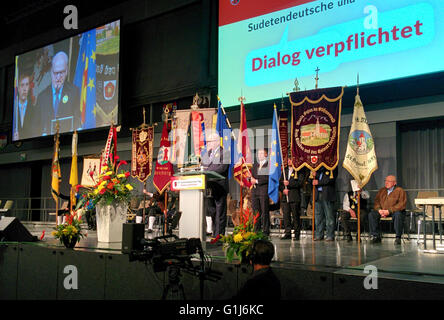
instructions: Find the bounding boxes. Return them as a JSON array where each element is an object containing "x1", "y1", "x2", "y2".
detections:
[{"x1": 171, "y1": 170, "x2": 225, "y2": 250}]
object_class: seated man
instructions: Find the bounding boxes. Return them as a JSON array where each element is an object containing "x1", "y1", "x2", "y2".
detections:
[
  {"x1": 233, "y1": 239, "x2": 281, "y2": 300},
  {"x1": 340, "y1": 180, "x2": 370, "y2": 242},
  {"x1": 369, "y1": 175, "x2": 407, "y2": 245}
]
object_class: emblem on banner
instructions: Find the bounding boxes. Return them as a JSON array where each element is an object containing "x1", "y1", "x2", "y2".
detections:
[
  {"x1": 348, "y1": 130, "x2": 374, "y2": 155},
  {"x1": 311, "y1": 156, "x2": 318, "y2": 164},
  {"x1": 104, "y1": 80, "x2": 116, "y2": 101}
]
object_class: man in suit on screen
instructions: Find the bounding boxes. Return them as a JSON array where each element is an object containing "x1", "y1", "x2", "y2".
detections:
[{"x1": 37, "y1": 51, "x2": 80, "y2": 136}]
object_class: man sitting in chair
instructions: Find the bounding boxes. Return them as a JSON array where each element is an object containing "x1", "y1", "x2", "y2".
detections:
[
  {"x1": 340, "y1": 180, "x2": 370, "y2": 242},
  {"x1": 369, "y1": 175, "x2": 407, "y2": 245}
]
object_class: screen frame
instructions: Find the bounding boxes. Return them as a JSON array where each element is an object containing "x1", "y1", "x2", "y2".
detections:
[{"x1": 12, "y1": 17, "x2": 123, "y2": 142}]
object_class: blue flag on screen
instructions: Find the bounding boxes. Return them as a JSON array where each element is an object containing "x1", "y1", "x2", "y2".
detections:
[
  {"x1": 74, "y1": 29, "x2": 96, "y2": 130},
  {"x1": 216, "y1": 99, "x2": 235, "y2": 179},
  {"x1": 268, "y1": 105, "x2": 282, "y2": 203}
]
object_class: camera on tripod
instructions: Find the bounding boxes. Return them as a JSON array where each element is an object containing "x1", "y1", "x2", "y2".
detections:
[{"x1": 129, "y1": 234, "x2": 203, "y2": 272}]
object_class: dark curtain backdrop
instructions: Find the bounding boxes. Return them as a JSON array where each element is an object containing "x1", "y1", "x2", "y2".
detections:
[{"x1": 400, "y1": 119, "x2": 444, "y2": 209}]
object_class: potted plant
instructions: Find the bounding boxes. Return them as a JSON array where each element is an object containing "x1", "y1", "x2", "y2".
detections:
[
  {"x1": 76, "y1": 155, "x2": 134, "y2": 242},
  {"x1": 52, "y1": 214, "x2": 85, "y2": 249},
  {"x1": 217, "y1": 207, "x2": 268, "y2": 263}
]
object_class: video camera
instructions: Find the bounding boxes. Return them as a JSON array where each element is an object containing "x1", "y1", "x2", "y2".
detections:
[{"x1": 129, "y1": 234, "x2": 203, "y2": 272}]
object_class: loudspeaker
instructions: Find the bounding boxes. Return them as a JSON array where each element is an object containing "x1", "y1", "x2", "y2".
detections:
[
  {"x1": 122, "y1": 223, "x2": 145, "y2": 254},
  {"x1": 0, "y1": 217, "x2": 37, "y2": 242}
]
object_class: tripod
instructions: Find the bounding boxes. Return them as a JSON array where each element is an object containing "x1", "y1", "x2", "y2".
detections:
[{"x1": 161, "y1": 265, "x2": 186, "y2": 300}]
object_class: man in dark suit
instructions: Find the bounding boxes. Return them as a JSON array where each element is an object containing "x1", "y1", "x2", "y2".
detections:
[
  {"x1": 312, "y1": 167, "x2": 338, "y2": 241},
  {"x1": 251, "y1": 148, "x2": 270, "y2": 236},
  {"x1": 37, "y1": 51, "x2": 80, "y2": 136},
  {"x1": 279, "y1": 159, "x2": 308, "y2": 240},
  {"x1": 201, "y1": 133, "x2": 229, "y2": 237},
  {"x1": 14, "y1": 72, "x2": 36, "y2": 140}
]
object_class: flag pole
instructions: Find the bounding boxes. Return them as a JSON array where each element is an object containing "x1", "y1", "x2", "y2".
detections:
[
  {"x1": 311, "y1": 170, "x2": 316, "y2": 241},
  {"x1": 357, "y1": 189, "x2": 361, "y2": 244}
]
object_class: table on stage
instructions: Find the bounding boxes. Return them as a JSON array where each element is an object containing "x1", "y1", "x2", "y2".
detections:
[{"x1": 414, "y1": 197, "x2": 444, "y2": 253}]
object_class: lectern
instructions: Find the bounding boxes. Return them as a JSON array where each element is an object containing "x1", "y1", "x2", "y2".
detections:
[{"x1": 171, "y1": 170, "x2": 225, "y2": 250}]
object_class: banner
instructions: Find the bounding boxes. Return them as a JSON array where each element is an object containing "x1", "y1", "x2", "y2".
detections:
[
  {"x1": 101, "y1": 125, "x2": 117, "y2": 170},
  {"x1": 173, "y1": 108, "x2": 216, "y2": 167},
  {"x1": 342, "y1": 93, "x2": 378, "y2": 187},
  {"x1": 81, "y1": 157, "x2": 101, "y2": 187},
  {"x1": 51, "y1": 128, "x2": 61, "y2": 204},
  {"x1": 268, "y1": 105, "x2": 283, "y2": 204},
  {"x1": 290, "y1": 86, "x2": 344, "y2": 172},
  {"x1": 153, "y1": 121, "x2": 174, "y2": 194},
  {"x1": 69, "y1": 131, "x2": 78, "y2": 208},
  {"x1": 131, "y1": 126, "x2": 154, "y2": 182},
  {"x1": 233, "y1": 100, "x2": 253, "y2": 188},
  {"x1": 279, "y1": 110, "x2": 289, "y2": 167},
  {"x1": 191, "y1": 111, "x2": 205, "y2": 157}
]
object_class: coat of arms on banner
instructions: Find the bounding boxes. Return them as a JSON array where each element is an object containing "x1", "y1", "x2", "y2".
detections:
[
  {"x1": 103, "y1": 80, "x2": 116, "y2": 101},
  {"x1": 131, "y1": 126, "x2": 154, "y2": 182}
]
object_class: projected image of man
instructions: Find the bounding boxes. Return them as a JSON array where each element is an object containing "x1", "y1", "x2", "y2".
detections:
[
  {"x1": 38, "y1": 51, "x2": 80, "y2": 135},
  {"x1": 14, "y1": 71, "x2": 35, "y2": 140}
]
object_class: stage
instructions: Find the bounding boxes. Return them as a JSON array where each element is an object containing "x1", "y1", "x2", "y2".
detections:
[{"x1": 1, "y1": 222, "x2": 444, "y2": 300}]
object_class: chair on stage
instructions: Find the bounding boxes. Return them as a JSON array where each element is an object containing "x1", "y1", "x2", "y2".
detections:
[
  {"x1": 300, "y1": 202, "x2": 313, "y2": 234},
  {"x1": 0, "y1": 200, "x2": 14, "y2": 218},
  {"x1": 48, "y1": 200, "x2": 68, "y2": 223},
  {"x1": 413, "y1": 191, "x2": 440, "y2": 243}
]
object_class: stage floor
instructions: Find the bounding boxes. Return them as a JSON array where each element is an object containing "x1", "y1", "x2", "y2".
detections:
[{"x1": 26, "y1": 223, "x2": 444, "y2": 285}]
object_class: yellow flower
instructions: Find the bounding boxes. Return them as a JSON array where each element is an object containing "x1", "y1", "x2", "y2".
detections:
[
  {"x1": 233, "y1": 233, "x2": 243, "y2": 243},
  {"x1": 51, "y1": 231, "x2": 57, "y2": 236},
  {"x1": 243, "y1": 232, "x2": 253, "y2": 239},
  {"x1": 94, "y1": 189, "x2": 99, "y2": 195},
  {"x1": 125, "y1": 184, "x2": 133, "y2": 191},
  {"x1": 101, "y1": 166, "x2": 108, "y2": 172},
  {"x1": 72, "y1": 227, "x2": 78, "y2": 234},
  {"x1": 100, "y1": 181, "x2": 107, "y2": 187},
  {"x1": 117, "y1": 173, "x2": 125, "y2": 178},
  {"x1": 105, "y1": 171, "x2": 113, "y2": 176}
]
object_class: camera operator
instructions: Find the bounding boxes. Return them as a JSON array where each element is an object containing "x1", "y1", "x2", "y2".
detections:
[{"x1": 233, "y1": 239, "x2": 281, "y2": 300}]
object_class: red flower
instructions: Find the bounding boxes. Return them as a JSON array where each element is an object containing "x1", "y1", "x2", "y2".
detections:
[
  {"x1": 75, "y1": 185, "x2": 82, "y2": 193},
  {"x1": 120, "y1": 160, "x2": 127, "y2": 166},
  {"x1": 114, "y1": 155, "x2": 120, "y2": 161},
  {"x1": 125, "y1": 172, "x2": 130, "y2": 178},
  {"x1": 210, "y1": 234, "x2": 221, "y2": 244},
  {"x1": 103, "y1": 175, "x2": 111, "y2": 181},
  {"x1": 40, "y1": 230, "x2": 45, "y2": 240},
  {"x1": 107, "y1": 183, "x2": 114, "y2": 190},
  {"x1": 100, "y1": 188, "x2": 106, "y2": 195}
]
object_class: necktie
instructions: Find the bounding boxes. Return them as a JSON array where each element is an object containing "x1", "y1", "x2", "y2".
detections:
[{"x1": 54, "y1": 88, "x2": 61, "y2": 117}]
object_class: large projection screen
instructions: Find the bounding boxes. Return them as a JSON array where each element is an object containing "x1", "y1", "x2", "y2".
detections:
[
  {"x1": 12, "y1": 19, "x2": 120, "y2": 141},
  {"x1": 218, "y1": 0, "x2": 444, "y2": 107}
]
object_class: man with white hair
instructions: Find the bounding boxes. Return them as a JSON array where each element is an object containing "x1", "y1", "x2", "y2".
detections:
[
  {"x1": 201, "y1": 132, "x2": 229, "y2": 237},
  {"x1": 369, "y1": 175, "x2": 407, "y2": 245},
  {"x1": 37, "y1": 51, "x2": 81, "y2": 135}
]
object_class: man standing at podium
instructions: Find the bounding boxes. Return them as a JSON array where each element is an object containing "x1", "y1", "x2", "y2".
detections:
[{"x1": 201, "y1": 133, "x2": 229, "y2": 237}]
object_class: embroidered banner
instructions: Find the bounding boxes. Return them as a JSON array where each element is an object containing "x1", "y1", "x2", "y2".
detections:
[
  {"x1": 342, "y1": 93, "x2": 378, "y2": 188},
  {"x1": 290, "y1": 87, "x2": 344, "y2": 172},
  {"x1": 131, "y1": 126, "x2": 154, "y2": 183}
]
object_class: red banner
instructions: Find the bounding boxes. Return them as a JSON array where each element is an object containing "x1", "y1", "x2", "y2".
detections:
[
  {"x1": 290, "y1": 87, "x2": 344, "y2": 172},
  {"x1": 153, "y1": 121, "x2": 174, "y2": 194},
  {"x1": 279, "y1": 110, "x2": 289, "y2": 167},
  {"x1": 131, "y1": 126, "x2": 154, "y2": 182}
]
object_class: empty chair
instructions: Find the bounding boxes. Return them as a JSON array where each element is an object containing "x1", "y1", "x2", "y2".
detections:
[
  {"x1": 415, "y1": 191, "x2": 440, "y2": 242},
  {"x1": 3, "y1": 200, "x2": 14, "y2": 210}
]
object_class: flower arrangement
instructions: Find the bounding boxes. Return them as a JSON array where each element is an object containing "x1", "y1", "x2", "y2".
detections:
[
  {"x1": 52, "y1": 214, "x2": 85, "y2": 248},
  {"x1": 76, "y1": 155, "x2": 134, "y2": 210},
  {"x1": 218, "y1": 207, "x2": 268, "y2": 263}
]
